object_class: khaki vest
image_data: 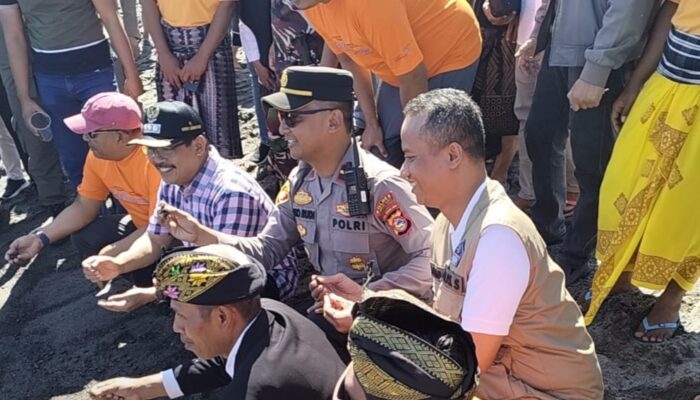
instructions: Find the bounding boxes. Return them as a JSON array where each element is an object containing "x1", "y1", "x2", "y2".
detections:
[{"x1": 432, "y1": 180, "x2": 604, "y2": 399}]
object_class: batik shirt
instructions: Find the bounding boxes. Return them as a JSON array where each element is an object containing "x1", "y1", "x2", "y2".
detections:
[{"x1": 270, "y1": 0, "x2": 324, "y2": 74}]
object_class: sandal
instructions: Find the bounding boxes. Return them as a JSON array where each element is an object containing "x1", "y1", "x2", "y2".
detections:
[{"x1": 634, "y1": 317, "x2": 680, "y2": 343}]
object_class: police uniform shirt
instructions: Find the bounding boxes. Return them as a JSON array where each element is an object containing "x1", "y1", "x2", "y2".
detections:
[{"x1": 222, "y1": 145, "x2": 434, "y2": 301}]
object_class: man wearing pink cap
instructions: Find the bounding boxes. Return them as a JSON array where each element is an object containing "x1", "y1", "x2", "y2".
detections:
[{"x1": 5, "y1": 92, "x2": 161, "y2": 296}]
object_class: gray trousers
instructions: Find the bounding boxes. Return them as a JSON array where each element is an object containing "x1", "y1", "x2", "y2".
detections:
[
  {"x1": 0, "y1": 29, "x2": 67, "y2": 206},
  {"x1": 0, "y1": 118, "x2": 24, "y2": 180},
  {"x1": 376, "y1": 62, "x2": 479, "y2": 168}
]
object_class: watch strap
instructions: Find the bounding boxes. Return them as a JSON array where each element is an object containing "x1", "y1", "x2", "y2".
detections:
[{"x1": 34, "y1": 231, "x2": 51, "y2": 249}]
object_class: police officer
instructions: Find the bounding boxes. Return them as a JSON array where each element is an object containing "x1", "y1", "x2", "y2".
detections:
[
  {"x1": 160, "y1": 66, "x2": 434, "y2": 359},
  {"x1": 163, "y1": 66, "x2": 433, "y2": 300}
]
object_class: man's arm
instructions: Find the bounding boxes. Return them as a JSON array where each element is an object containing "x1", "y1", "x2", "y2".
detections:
[
  {"x1": 460, "y1": 225, "x2": 530, "y2": 371},
  {"x1": 92, "y1": 0, "x2": 142, "y2": 98},
  {"x1": 336, "y1": 53, "x2": 387, "y2": 157},
  {"x1": 180, "y1": 1, "x2": 236, "y2": 82},
  {"x1": 4, "y1": 195, "x2": 102, "y2": 265},
  {"x1": 579, "y1": 0, "x2": 659, "y2": 88},
  {"x1": 217, "y1": 198, "x2": 300, "y2": 270},
  {"x1": 98, "y1": 226, "x2": 147, "y2": 257},
  {"x1": 0, "y1": 5, "x2": 45, "y2": 132},
  {"x1": 114, "y1": 231, "x2": 173, "y2": 274},
  {"x1": 397, "y1": 63, "x2": 428, "y2": 108},
  {"x1": 89, "y1": 374, "x2": 167, "y2": 400},
  {"x1": 368, "y1": 176, "x2": 433, "y2": 301}
]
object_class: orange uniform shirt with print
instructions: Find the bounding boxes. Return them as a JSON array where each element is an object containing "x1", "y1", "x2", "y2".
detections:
[
  {"x1": 155, "y1": 0, "x2": 220, "y2": 27},
  {"x1": 78, "y1": 148, "x2": 161, "y2": 228},
  {"x1": 668, "y1": 0, "x2": 700, "y2": 35},
  {"x1": 303, "y1": 0, "x2": 482, "y2": 87}
]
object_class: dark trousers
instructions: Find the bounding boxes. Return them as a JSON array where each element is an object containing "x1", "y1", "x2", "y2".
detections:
[
  {"x1": 525, "y1": 53, "x2": 628, "y2": 282},
  {"x1": 307, "y1": 308, "x2": 350, "y2": 365},
  {"x1": 71, "y1": 214, "x2": 153, "y2": 287}
]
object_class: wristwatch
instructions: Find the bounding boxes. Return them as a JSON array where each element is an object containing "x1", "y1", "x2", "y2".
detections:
[{"x1": 34, "y1": 230, "x2": 51, "y2": 249}]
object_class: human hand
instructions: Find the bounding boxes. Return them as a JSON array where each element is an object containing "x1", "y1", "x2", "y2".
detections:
[
  {"x1": 323, "y1": 293, "x2": 355, "y2": 334},
  {"x1": 123, "y1": 74, "x2": 144, "y2": 101},
  {"x1": 252, "y1": 61, "x2": 275, "y2": 91},
  {"x1": 5, "y1": 234, "x2": 43, "y2": 266},
  {"x1": 82, "y1": 255, "x2": 122, "y2": 283},
  {"x1": 360, "y1": 124, "x2": 387, "y2": 158},
  {"x1": 157, "y1": 202, "x2": 209, "y2": 244},
  {"x1": 567, "y1": 79, "x2": 606, "y2": 112},
  {"x1": 180, "y1": 54, "x2": 208, "y2": 84},
  {"x1": 611, "y1": 84, "x2": 642, "y2": 135},
  {"x1": 482, "y1": 1, "x2": 516, "y2": 25},
  {"x1": 310, "y1": 273, "x2": 363, "y2": 303},
  {"x1": 515, "y1": 39, "x2": 541, "y2": 76},
  {"x1": 89, "y1": 377, "x2": 152, "y2": 400},
  {"x1": 97, "y1": 286, "x2": 158, "y2": 313},
  {"x1": 19, "y1": 98, "x2": 47, "y2": 137},
  {"x1": 157, "y1": 51, "x2": 183, "y2": 90}
]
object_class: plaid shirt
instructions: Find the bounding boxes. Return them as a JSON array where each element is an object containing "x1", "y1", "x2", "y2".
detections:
[{"x1": 148, "y1": 148, "x2": 298, "y2": 299}]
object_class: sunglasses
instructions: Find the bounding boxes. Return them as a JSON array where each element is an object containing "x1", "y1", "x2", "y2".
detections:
[
  {"x1": 86, "y1": 129, "x2": 124, "y2": 139},
  {"x1": 273, "y1": 108, "x2": 337, "y2": 128},
  {"x1": 145, "y1": 141, "x2": 187, "y2": 158}
]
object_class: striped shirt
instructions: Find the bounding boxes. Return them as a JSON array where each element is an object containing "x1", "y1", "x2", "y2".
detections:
[
  {"x1": 148, "y1": 147, "x2": 298, "y2": 299},
  {"x1": 658, "y1": 28, "x2": 700, "y2": 85}
]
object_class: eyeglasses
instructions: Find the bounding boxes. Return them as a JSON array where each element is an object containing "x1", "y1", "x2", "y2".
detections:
[
  {"x1": 275, "y1": 108, "x2": 337, "y2": 128},
  {"x1": 145, "y1": 141, "x2": 187, "y2": 158},
  {"x1": 86, "y1": 129, "x2": 124, "y2": 139}
]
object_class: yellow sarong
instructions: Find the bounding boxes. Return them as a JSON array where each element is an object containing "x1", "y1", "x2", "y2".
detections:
[{"x1": 585, "y1": 72, "x2": 700, "y2": 325}]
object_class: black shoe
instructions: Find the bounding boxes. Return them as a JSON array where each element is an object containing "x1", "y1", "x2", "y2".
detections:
[
  {"x1": 1, "y1": 178, "x2": 30, "y2": 200},
  {"x1": 250, "y1": 144, "x2": 270, "y2": 164}
]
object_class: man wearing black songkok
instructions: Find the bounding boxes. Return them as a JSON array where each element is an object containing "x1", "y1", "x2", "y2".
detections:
[{"x1": 89, "y1": 244, "x2": 345, "y2": 400}]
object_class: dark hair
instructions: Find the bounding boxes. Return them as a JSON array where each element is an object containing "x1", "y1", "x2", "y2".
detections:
[
  {"x1": 403, "y1": 88, "x2": 485, "y2": 160},
  {"x1": 320, "y1": 100, "x2": 354, "y2": 132},
  {"x1": 197, "y1": 296, "x2": 261, "y2": 321}
]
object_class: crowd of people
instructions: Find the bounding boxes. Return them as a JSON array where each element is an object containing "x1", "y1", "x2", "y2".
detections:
[{"x1": 0, "y1": 0, "x2": 698, "y2": 399}]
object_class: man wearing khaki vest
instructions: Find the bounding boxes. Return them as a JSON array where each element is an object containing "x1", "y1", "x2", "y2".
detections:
[{"x1": 319, "y1": 88, "x2": 604, "y2": 399}]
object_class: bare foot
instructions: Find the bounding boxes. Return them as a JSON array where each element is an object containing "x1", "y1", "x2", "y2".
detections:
[
  {"x1": 634, "y1": 281, "x2": 684, "y2": 343},
  {"x1": 610, "y1": 271, "x2": 637, "y2": 295}
]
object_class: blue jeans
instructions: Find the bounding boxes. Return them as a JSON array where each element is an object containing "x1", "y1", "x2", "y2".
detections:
[
  {"x1": 247, "y1": 63, "x2": 269, "y2": 145},
  {"x1": 376, "y1": 62, "x2": 479, "y2": 168},
  {"x1": 34, "y1": 66, "x2": 117, "y2": 190}
]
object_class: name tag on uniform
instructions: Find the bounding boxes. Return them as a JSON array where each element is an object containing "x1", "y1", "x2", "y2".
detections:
[{"x1": 332, "y1": 217, "x2": 367, "y2": 232}]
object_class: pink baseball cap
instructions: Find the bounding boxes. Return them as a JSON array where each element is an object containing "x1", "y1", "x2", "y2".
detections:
[{"x1": 64, "y1": 92, "x2": 142, "y2": 134}]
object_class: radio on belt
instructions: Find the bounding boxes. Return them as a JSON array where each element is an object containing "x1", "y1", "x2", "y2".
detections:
[{"x1": 341, "y1": 136, "x2": 371, "y2": 217}]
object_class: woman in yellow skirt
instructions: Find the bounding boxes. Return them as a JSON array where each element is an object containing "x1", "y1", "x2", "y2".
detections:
[{"x1": 585, "y1": 0, "x2": 700, "y2": 343}]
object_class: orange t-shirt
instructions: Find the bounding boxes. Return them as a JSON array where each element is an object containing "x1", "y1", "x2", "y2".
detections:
[
  {"x1": 78, "y1": 147, "x2": 161, "y2": 228},
  {"x1": 304, "y1": 0, "x2": 482, "y2": 87}
]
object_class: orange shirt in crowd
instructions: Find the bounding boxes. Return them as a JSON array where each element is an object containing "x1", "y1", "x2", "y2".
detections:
[
  {"x1": 78, "y1": 147, "x2": 161, "y2": 228},
  {"x1": 303, "y1": 0, "x2": 482, "y2": 87},
  {"x1": 155, "y1": 0, "x2": 219, "y2": 27}
]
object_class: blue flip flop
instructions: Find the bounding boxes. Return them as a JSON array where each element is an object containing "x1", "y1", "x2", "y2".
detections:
[{"x1": 634, "y1": 317, "x2": 680, "y2": 343}]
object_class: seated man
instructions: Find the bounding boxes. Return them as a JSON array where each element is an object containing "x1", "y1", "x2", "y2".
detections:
[
  {"x1": 330, "y1": 290, "x2": 479, "y2": 400},
  {"x1": 84, "y1": 101, "x2": 298, "y2": 310},
  {"x1": 320, "y1": 89, "x2": 605, "y2": 399},
  {"x1": 157, "y1": 66, "x2": 434, "y2": 360},
  {"x1": 88, "y1": 245, "x2": 346, "y2": 400},
  {"x1": 4, "y1": 92, "x2": 160, "y2": 291}
]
